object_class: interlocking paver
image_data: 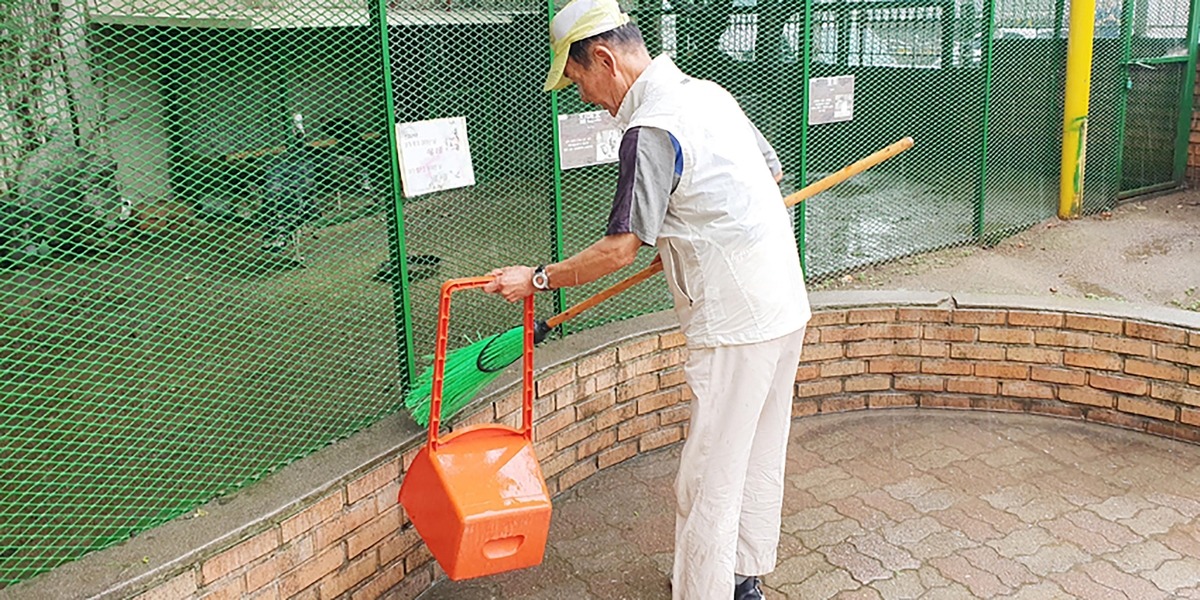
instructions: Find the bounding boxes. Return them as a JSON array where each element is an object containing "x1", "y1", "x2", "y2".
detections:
[{"x1": 426, "y1": 410, "x2": 1200, "y2": 599}]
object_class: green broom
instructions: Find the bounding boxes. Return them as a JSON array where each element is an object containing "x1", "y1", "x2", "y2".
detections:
[{"x1": 404, "y1": 136, "x2": 915, "y2": 426}]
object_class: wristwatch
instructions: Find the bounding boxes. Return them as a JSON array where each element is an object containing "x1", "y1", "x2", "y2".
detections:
[{"x1": 532, "y1": 265, "x2": 551, "y2": 291}]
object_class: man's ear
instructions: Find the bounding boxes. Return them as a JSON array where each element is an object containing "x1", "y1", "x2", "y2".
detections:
[{"x1": 593, "y1": 44, "x2": 618, "y2": 77}]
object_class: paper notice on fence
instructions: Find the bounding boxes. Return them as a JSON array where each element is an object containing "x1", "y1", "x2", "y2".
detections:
[
  {"x1": 395, "y1": 116, "x2": 476, "y2": 197},
  {"x1": 808, "y1": 75, "x2": 855, "y2": 125},
  {"x1": 557, "y1": 110, "x2": 623, "y2": 170}
]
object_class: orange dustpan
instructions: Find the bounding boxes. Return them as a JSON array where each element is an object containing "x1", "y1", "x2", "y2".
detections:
[{"x1": 398, "y1": 277, "x2": 551, "y2": 580}]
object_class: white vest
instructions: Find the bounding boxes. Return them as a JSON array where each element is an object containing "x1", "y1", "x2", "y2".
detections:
[{"x1": 616, "y1": 56, "x2": 811, "y2": 348}]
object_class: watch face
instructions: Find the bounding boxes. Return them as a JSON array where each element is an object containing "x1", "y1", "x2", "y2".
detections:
[{"x1": 533, "y1": 269, "x2": 549, "y2": 290}]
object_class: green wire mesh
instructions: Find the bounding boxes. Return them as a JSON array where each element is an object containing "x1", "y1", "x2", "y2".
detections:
[{"x1": 0, "y1": 0, "x2": 1195, "y2": 588}]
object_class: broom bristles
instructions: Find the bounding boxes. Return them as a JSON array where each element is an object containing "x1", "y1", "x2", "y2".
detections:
[{"x1": 404, "y1": 326, "x2": 525, "y2": 426}]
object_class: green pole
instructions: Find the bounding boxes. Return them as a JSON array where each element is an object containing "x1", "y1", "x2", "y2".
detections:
[
  {"x1": 548, "y1": 0, "x2": 567, "y2": 321},
  {"x1": 975, "y1": 0, "x2": 997, "y2": 240},
  {"x1": 372, "y1": 0, "x2": 417, "y2": 387},
  {"x1": 1111, "y1": 0, "x2": 1137, "y2": 197},
  {"x1": 796, "y1": 0, "x2": 812, "y2": 277},
  {"x1": 1172, "y1": 0, "x2": 1200, "y2": 183}
]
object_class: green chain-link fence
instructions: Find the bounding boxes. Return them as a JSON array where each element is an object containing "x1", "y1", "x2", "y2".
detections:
[{"x1": 1, "y1": 0, "x2": 1196, "y2": 587}]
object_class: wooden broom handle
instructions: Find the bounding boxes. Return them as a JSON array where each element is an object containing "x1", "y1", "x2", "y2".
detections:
[{"x1": 543, "y1": 136, "x2": 915, "y2": 330}]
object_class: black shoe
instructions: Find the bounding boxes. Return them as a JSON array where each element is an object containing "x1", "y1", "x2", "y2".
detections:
[{"x1": 734, "y1": 576, "x2": 764, "y2": 600}]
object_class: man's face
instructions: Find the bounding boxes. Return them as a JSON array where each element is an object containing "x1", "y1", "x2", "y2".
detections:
[{"x1": 564, "y1": 52, "x2": 619, "y2": 116}]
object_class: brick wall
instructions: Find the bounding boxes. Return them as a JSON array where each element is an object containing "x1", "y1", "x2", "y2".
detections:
[{"x1": 84, "y1": 301, "x2": 1200, "y2": 600}]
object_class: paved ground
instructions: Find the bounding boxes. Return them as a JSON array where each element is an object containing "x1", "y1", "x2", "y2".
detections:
[
  {"x1": 816, "y1": 191, "x2": 1200, "y2": 312},
  {"x1": 422, "y1": 409, "x2": 1200, "y2": 599}
]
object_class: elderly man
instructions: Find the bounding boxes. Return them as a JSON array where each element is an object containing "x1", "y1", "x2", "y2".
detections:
[{"x1": 483, "y1": 0, "x2": 810, "y2": 597}]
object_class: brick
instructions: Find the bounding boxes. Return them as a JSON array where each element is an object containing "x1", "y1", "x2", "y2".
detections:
[
  {"x1": 1183, "y1": 408, "x2": 1200, "y2": 427},
  {"x1": 557, "y1": 420, "x2": 597, "y2": 450},
  {"x1": 319, "y1": 551, "x2": 377, "y2": 600},
  {"x1": 637, "y1": 389, "x2": 681, "y2": 414},
  {"x1": 618, "y1": 337, "x2": 659, "y2": 362},
  {"x1": 536, "y1": 366, "x2": 576, "y2": 397},
  {"x1": 1125, "y1": 321, "x2": 1188, "y2": 344},
  {"x1": 404, "y1": 544, "x2": 435, "y2": 575},
  {"x1": 596, "y1": 402, "x2": 636, "y2": 430},
  {"x1": 1093, "y1": 336, "x2": 1153, "y2": 357},
  {"x1": 1147, "y1": 420, "x2": 1200, "y2": 444},
  {"x1": 898, "y1": 308, "x2": 951, "y2": 322},
  {"x1": 975, "y1": 363, "x2": 1029, "y2": 379},
  {"x1": 792, "y1": 400, "x2": 819, "y2": 417},
  {"x1": 351, "y1": 561, "x2": 406, "y2": 600},
  {"x1": 492, "y1": 389, "x2": 523, "y2": 419},
  {"x1": 895, "y1": 375, "x2": 944, "y2": 391},
  {"x1": 204, "y1": 529, "x2": 280, "y2": 584},
  {"x1": 795, "y1": 364, "x2": 821, "y2": 381},
  {"x1": 1006, "y1": 347, "x2": 1062, "y2": 364},
  {"x1": 598, "y1": 443, "x2": 638, "y2": 469},
  {"x1": 892, "y1": 340, "x2": 922, "y2": 356},
  {"x1": 1191, "y1": 332, "x2": 1200, "y2": 348},
  {"x1": 804, "y1": 328, "x2": 821, "y2": 344},
  {"x1": 923, "y1": 326, "x2": 977, "y2": 342},
  {"x1": 821, "y1": 360, "x2": 867, "y2": 377},
  {"x1": 540, "y1": 449, "x2": 576, "y2": 478},
  {"x1": 454, "y1": 407, "x2": 494, "y2": 430},
  {"x1": 917, "y1": 341, "x2": 950, "y2": 357},
  {"x1": 920, "y1": 395, "x2": 972, "y2": 409},
  {"x1": 1064, "y1": 314, "x2": 1123, "y2": 334},
  {"x1": 659, "y1": 367, "x2": 687, "y2": 388},
  {"x1": 378, "y1": 526, "x2": 421, "y2": 567},
  {"x1": 951, "y1": 309, "x2": 1007, "y2": 325},
  {"x1": 845, "y1": 374, "x2": 892, "y2": 392},
  {"x1": 534, "y1": 408, "x2": 574, "y2": 440},
  {"x1": 346, "y1": 506, "x2": 402, "y2": 558},
  {"x1": 1059, "y1": 387, "x2": 1114, "y2": 408},
  {"x1": 1118, "y1": 397, "x2": 1176, "y2": 421},
  {"x1": 617, "y1": 414, "x2": 657, "y2": 440},
  {"x1": 796, "y1": 379, "x2": 843, "y2": 397},
  {"x1": 878, "y1": 324, "x2": 922, "y2": 338},
  {"x1": 1090, "y1": 373, "x2": 1149, "y2": 396},
  {"x1": 1124, "y1": 359, "x2": 1186, "y2": 382},
  {"x1": 808, "y1": 310, "x2": 848, "y2": 327},
  {"x1": 282, "y1": 492, "x2": 344, "y2": 543},
  {"x1": 1064, "y1": 351, "x2": 1122, "y2": 371},
  {"x1": 576, "y1": 349, "x2": 617, "y2": 376},
  {"x1": 616, "y1": 374, "x2": 658, "y2": 402},
  {"x1": 659, "y1": 404, "x2": 691, "y2": 425},
  {"x1": 951, "y1": 344, "x2": 1005, "y2": 361},
  {"x1": 314, "y1": 500, "x2": 378, "y2": 551},
  {"x1": 1034, "y1": 330, "x2": 1093, "y2": 348},
  {"x1": 1030, "y1": 402, "x2": 1083, "y2": 419},
  {"x1": 558, "y1": 459, "x2": 598, "y2": 491},
  {"x1": 554, "y1": 385, "x2": 579, "y2": 411},
  {"x1": 1156, "y1": 345, "x2": 1200, "y2": 367},
  {"x1": 1193, "y1": 369, "x2": 1200, "y2": 387},
  {"x1": 821, "y1": 396, "x2": 867, "y2": 412},
  {"x1": 1030, "y1": 366, "x2": 1087, "y2": 386},
  {"x1": 848, "y1": 308, "x2": 896, "y2": 323},
  {"x1": 1007, "y1": 311, "x2": 1063, "y2": 327},
  {"x1": 575, "y1": 389, "x2": 616, "y2": 420},
  {"x1": 347, "y1": 461, "x2": 399, "y2": 505},
  {"x1": 975, "y1": 397, "x2": 1026, "y2": 412},
  {"x1": 978, "y1": 328, "x2": 1034, "y2": 344},
  {"x1": 577, "y1": 428, "x2": 617, "y2": 458},
  {"x1": 580, "y1": 367, "x2": 618, "y2": 395},
  {"x1": 846, "y1": 341, "x2": 896, "y2": 357},
  {"x1": 999, "y1": 381, "x2": 1054, "y2": 399},
  {"x1": 820, "y1": 325, "x2": 875, "y2": 342},
  {"x1": 920, "y1": 359, "x2": 972, "y2": 375},
  {"x1": 801, "y1": 343, "x2": 844, "y2": 362},
  {"x1": 1150, "y1": 383, "x2": 1200, "y2": 408},
  {"x1": 279, "y1": 546, "x2": 344, "y2": 599},
  {"x1": 660, "y1": 331, "x2": 687, "y2": 348},
  {"x1": 869, "y1": 358, "x2": 920, "y2": 373},
  {"x1": 868, "y1": 393, "x2": 918, "y2": 408},
  {"x1": 946, "y1": 377, "x2": 998, "y2": 395},
  {"x1": 135, "y1": 572, "x2": 198, "y2": 600},
  {"x1": 641, "y1": 426, "x2": 683, "y2": 452},
  {"x1": 199, "y1": 576, "x2": 244, "y2": 600}
]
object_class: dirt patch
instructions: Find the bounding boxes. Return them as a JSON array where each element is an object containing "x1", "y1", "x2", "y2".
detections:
[{"x1": 812, "y1": 189, "x2": 1200, "y2": 312}]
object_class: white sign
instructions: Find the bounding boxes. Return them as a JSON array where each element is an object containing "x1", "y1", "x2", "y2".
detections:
[
  {"x1": 809, "y1": 75, "x2": 855, "y2": 125},
  {"x1": 557, "y1": 110, "x2": 623, "y2": 170},
  {"x1": 395, "y1": 116, "x2": 476, "y2": 197}
]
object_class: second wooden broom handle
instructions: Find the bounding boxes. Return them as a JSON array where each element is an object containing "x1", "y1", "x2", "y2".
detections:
[{"x1": 544, "y1": 136, "x2": 915, "y2": 330}]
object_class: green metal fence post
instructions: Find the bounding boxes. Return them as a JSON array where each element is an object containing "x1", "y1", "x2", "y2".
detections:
[
  {"x1": 976, "y1": 0, "x2": 998, "y2": 241},
  {"x1": 1111, "y1": 0, "x2": 1138, "y2": 196},
  {"x1": 548, "y1": 0, "x2": 567, "y2": 320},
  {"x1": 373, "y1": 0, "x2": 417, "y2": 387},
  {"x1": 796, "y1": 0, "x2": 813, "y2": 276},
  {"x1": 1172, "y1": 0, "x2": 1200, "y2": 182}
]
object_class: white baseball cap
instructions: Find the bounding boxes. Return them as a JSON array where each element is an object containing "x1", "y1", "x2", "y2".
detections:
[{"x1": 544, "y1": 0, "x2": 631, "y2": 92}]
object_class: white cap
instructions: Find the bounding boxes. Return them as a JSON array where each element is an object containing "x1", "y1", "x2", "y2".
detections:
[{"x1": 544, "y1": 0, "x2": 631, "y2": 91}]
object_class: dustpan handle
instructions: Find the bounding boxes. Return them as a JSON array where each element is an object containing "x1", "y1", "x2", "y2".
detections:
[{"x1": 429, "y1": 277, "x2": 536, "y2": 450}]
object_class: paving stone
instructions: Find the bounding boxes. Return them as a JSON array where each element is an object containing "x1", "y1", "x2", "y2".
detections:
[
  {"x1": 868, "y1": 569, "x2": 925, "y2": 599},
  {"x1": 884, "y1": 475, "x2": 947, "y2": 500},
  {"x1": 1047, "y1": 568, "x2": 1127, "y2": 600},
  {"x1": 777, "y1": 569, "x2": 860, "y2": 600},
  {"x1": 996, "y1": 581, "x2": 1070, "y2": 600},
  {"x1": 1103, "y1": 539, "x2": 1182, "y2": 574},
  {"x1": 986, "y1": 527, "x2": 1056, "y2": 557},
  {"x1": 906, "y1": 530, "x2": 978, "y2": 561},
  {"x1": 929, "y1": 555, "x2": 1012, "y2": 597},
  {"x1": 1119, "y1": 505, "x2": 1189, "y2": 537},
  {"x1": 1013, "y1": 543, "x2": 1091, "y2": 576},
  {"x1": 1089, "y1": 494, "x2": 1156, "y2": 520},
  {"x1": 822, "y1": 542, "x2": 892, "y2": 584},
  {"x1": 1007, "y1": 496, "x2": 1078, "y2": 524},
  {"x1": 960, "y1": 545, "x2": 1039, "y2": 588},
  {"x1": 1145, "y1": 557, "x2": 1200, "y2": 593},
  {"x1": 1079, "y1": 560, "x2": 1171, "y2": 599},
  {"x1": 782, "y1": 505, "x2": 843, "y2": 533},
  {"x1": 882, "y1": 516, "x2": 947, "y2": 546}
]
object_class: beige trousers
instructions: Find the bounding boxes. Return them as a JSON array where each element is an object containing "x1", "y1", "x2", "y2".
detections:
[{"x1": 671, "y1": 327, "x2": 806, "y2": 600}]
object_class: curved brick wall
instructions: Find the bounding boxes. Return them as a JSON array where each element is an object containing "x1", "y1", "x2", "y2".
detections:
[{"x1": 8, "y1": 293, "x2": 1199, "y2": 600}]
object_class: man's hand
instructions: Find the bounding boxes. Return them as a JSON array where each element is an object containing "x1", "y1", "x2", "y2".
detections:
[{"x1": 483, "y1": 265, "x2": 536, "y2": 302}]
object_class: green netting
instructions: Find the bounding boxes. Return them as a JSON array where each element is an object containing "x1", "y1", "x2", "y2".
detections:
[{"x1": 0, "y1": 0, "x2": 1196, "y2": 588}]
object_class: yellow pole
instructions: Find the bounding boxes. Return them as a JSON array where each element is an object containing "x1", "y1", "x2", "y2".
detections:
[{"x1": 1059, "y1": 0, "x2": 1098, "y2": 219}]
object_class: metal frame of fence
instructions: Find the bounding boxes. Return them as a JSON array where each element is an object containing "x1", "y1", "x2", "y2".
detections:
[{"x1": 1, "y1": 0, "x2": 1197, "y2": 587}]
